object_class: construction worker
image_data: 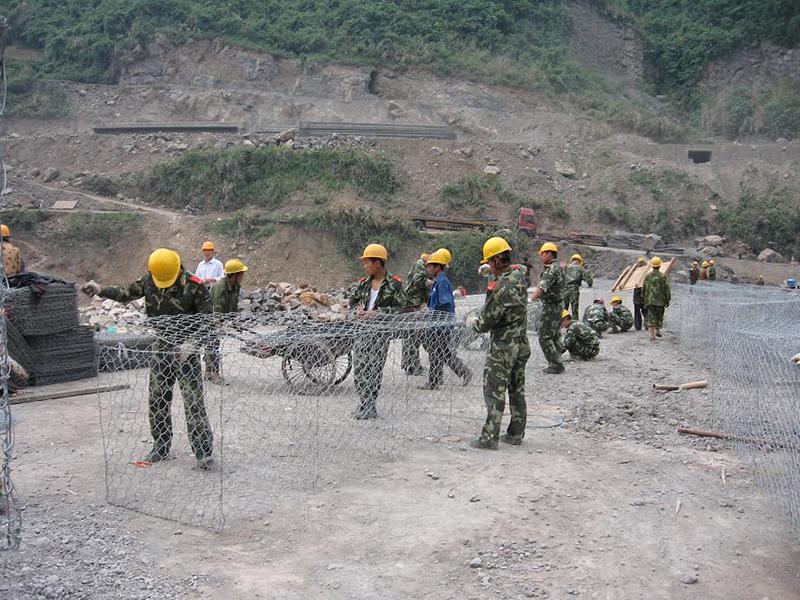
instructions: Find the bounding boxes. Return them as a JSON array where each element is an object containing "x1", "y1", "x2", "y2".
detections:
[
  {"x1": 421, "y1": 249, "x2": 472, "y2": 390},
  {"x1": 756, "y1": 275, "x2": 765, "y2": 286},
  {"x1": 563, "y1": 253, "x2": 593, "y2": 318},
  {"x1": 466, "y1": 237, "x2": 530, "y2": 449},
  {"x1": 689, "y1": 261, "x2": 700, "y2": 285},
  {"x1": 196, "y1": 241, "x2": 224, "y2": 285},
  {"x1": 699, "y1": 260, "x2": 709, "y2": 281},
  {"x1": 608, "y1": 296, "x2": 634, "y2": 333},
  {"x1": 708, "y1": 259, "x2": 717, "y2": 281},
  {"x1": 531, "y1": 242, "x2": 566, "y2": 374},
  {"x1": 582, "y1": 298, "x2": 610, "y2": 337},
  {"x1": 642, "y1": 256, "x2": 671, "y2": 341},
  {"x1": 349, "y1": 243, "x2": 404, "y2": 419},
  {"x1": 81, "y1": 249, "x2": 214, "y2": 469},
  {"x1": 401, "y1": 252, "x2": 431, "y2": 376},
  {"x1": 632, "y1": 256, "x2": 648, "y2": 331},
  {"x1": 560, "y1": 310, "x2": 599, "y2": 360},
  {"x1": 521, "y1": 253, "x2": 534, "y2": 288},
  {"x1": 206, "y1": 259, "x2": 248, "y2": 382},
  {"x1": 1, "y1": 224, "x2": 23, "y2": 276}
]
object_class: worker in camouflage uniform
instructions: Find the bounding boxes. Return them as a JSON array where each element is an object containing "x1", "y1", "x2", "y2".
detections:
[
  {"x1": 689, "y1": 261, "x2": 700, "y2": 285},
  {"x1": 560, "y1": 310, "x2": 600, "y2": 360},
  {"x1": 1, "y1": 224, "x2": 23, "y2": 277},
  {"x1": 82, "y1": 248, "x2": 214, "y2": 470},
  {"x1": 582, "y1": 298, "x2": 610, "y2": 337},
  {"x1": 642, "y1": 256, "x2": 671, "y2": 341},
  {"x1": 632, "y1": 256, "x2": 648, "y2": 331},
  {"x1": 708, "y1": 259, "x2": 717, "y2": 281},
  {"x1": 206, "y1": 259, "x2": 248, "y2": 382},
  {"x1": 401, "y1": 252, "x2": 431, "y2": 376},
  {"x1": 466, "y1": 237, "x2": 530, "y2": 449},
  {"x1": 349, "y1": 243, "x2": 404, "y2": 419},
  {"x1": 563, "y1": 253, "x2": 593, "y2": 318},
  {"x1": 700, "y1": 261, "x2": 709, "y2": 281},
  {"x1": 531, "y1": 242, "x2": 566, "y2": 374},
  {"x1": 608, "y1": 295, "x2": 634, "y2": 333}
]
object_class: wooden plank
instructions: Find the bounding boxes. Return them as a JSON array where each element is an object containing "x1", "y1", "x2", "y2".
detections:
[
  {"x1": 11, "y1": 383, "x2": 130, "y2": 405},
  {"x1": 612, "y1": 258, "x2": 676, "y2": 292},
  {"x1": 52, "y1": 199, "x2": 78, "y2": 210}
]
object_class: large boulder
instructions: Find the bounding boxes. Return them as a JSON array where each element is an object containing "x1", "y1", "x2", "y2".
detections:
[
  {"x1": 700, "y1": 234, "x2": 724, "y2": 247},
  {"x1": 757, "y1": 248, "x2": 784, "y2": 263}
]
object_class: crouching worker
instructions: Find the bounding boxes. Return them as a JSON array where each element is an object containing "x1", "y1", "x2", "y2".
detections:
[
  {"x1": 560, "y1": 310, "x2": 600, "y2": 361},
  {"x1": 81, "y1": 248, "x2": 214, "y2": 470},
  {"x1": 582, "y1": 298, "x2": 610, "y2": 337},
  {"x1": 349, "y1": 244, "x2": 404, "y2": 419},
  {"x1": 466, "y1": 237, "x2": 530, "y2": 450},
  {"x1": 608, "y1": 295, "x2": 634, "y2": 333}
]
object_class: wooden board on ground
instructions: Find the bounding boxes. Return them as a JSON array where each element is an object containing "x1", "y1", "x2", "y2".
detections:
[
  {"x1": 52, "y1": 199, "x2": 78, "y2": 210},
  {"x1": 11, "y1": 383, "x2": 129, "y2": 405},
  {"x1": 612, "y1": 257, "x2": 676, "y2": 292}
]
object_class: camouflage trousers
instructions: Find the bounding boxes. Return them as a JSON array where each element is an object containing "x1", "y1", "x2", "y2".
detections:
[
  {"x1": 568, "y1": 343, "x2": 600, "y2": 361},
  {"x1": 353, "y1": 334, "x2": 391, "y2": 413},
  {"x1": 149, "y1": 351, "x2": 213, "y2": 459},
  {"x1": 646, "y1": 305, "x2": 666, "y2": 328},
  {"x1": 400, "y1": 330, "x2": 424, "y2": 373},
  {"x1": 563, "y1": 286, "x2": 580, "y2": 319},
  {"x1": 538, "y1": 303, "x2": 563, "y2": 369},
  {"x1": 480, "y1": 338, "x2": 531, "y2": 443}
]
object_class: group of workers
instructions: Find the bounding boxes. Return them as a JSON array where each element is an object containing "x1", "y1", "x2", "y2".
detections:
[{"x1": 689, "y1": 259, "x2": 717, "y2": 285}]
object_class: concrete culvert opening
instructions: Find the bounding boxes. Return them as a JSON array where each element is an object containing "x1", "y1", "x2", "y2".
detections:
[{"x1": 688, "y1": 149, "x2": 712, "y2": 163}]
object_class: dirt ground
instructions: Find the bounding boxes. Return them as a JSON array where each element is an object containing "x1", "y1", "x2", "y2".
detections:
[{"x1": 2, "y1": 285, "x2": 799, "y2": 599}]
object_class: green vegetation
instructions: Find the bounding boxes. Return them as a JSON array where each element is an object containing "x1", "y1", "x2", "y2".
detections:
[
  {"x1": 720, "y1": 187, "x2": 800, "y2": 258},
  {"x1": 64, "y1": 213, "x2": 143, "y2": 246},
  {"x1": 207, "y1": 212, "x2": 276, "y2": 241},
  {"x1": 83, "y1": 175, "x2": 121, "y2": 197},
  {"x1": 440, "y1": 174, "x2": 518, "y2": 212},
  {"x1": 0, "y1": 209, "x2": 50, "y2": 232},
  {"x1": 6, "y1": 72, "x2": 71, "y2": 119},
  {"x1": 140, "y1": 146, "x2": 398, "y2": 212},
  {"x1": 702, "y1": 81, "x2": 800, "y2": 140}
]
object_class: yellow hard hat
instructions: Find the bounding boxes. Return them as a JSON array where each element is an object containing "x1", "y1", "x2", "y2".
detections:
[
  {"x1": 360, "y1": 243, "x2": 388, "y2": 261},
  {"x1": 224, "y1": 259, "x2": 248, "y2": 274},
  {"x1": 426, "y1": 249, "x2": 451, "y2": 266},
  {"x1": 436, "y1": 248, "x2": 452, "y2": 264},
  {"x1": 560, "y1": 309, "x2": 571, "y2": 320},
  {"x1": 202, "y1": 240, "x2": 215, "y2": 251},
  {"x1": 701, "y1": 260, "x2": 709, "y2": 268},
  {"x1": 650, "y1": 256, "x2": 663, "y2": 268},
  {"x1": 637, "y1": 256, "x2": 647, "y2": 265},
  {"x1": 571, "y1": 253, "x2": 583, "y2": 265},
  {"x1": 0, "y1": 224, "x2": 9, "y2": 238},
  {"x1": 481, "y1": 237, "x2": 512, "y2": 264},
  {"x1": 420, "y1": 253, "x2": 430, "y2": 261},
  {"x1": 539, "y1": 242, "x2": 558, "y2": 254},
  {"x1": 148, "y1": 248, "x2": 181, "y2": 289},
  {"x1": 611, "y1": 295, "x2": 622, "y2": 304}
]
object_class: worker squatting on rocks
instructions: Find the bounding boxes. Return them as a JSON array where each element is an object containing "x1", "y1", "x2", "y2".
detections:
[
  {"x1": 563, "y1": 253, "x2": 593, "y2": 318},
  {"x1": 466, "y1": 237, "x2": 530, "y2": 449},
  {"x1": 560, "y1": 309, "x2": 600, "y2": 360},
  {"x1": 642, "y1": 256, "x2": 671, "y2": 342},
  {"x1": 420, "y1": 249, "x2": 472, "y2": 390},
  {"x1": 81, "y1": 248, "x2": 215, "y2": 470},
  {"x1": 1, "y1": 224, "x2": 23, "y2": 277},
  {"x1": 531, "y1": 242, "x2": 566, "y2": 374},
  {"x1": 348, "y1": 243, "x2": 404, "y2": 419},
  {"x1": 632, "y1": 256, "x2": 648, "y2": 331},
  {"x1": 401, "y1": 253, "x2": 431, "y2": 375},
  {"x1": 205, "y1": 259, "x2": 248, "y2": 383},
  {"x1": 582, "y1": 298, "x2": 610, "y2": 338},
  {"x1": 608, "y1": 296, "x2": 634, "y2": 333}
]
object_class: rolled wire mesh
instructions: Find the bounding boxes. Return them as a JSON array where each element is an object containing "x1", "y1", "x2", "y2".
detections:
[
  {"x1": 671, "y1": 282, "x2": 800, "y2": 535},
  {"x1": 98, "y1": 310, "x2": 490, "y2": 530}
]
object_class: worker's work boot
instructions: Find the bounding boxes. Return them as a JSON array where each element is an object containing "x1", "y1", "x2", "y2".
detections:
[
  {"x1": 196, "y1": 456, "x2": 214, "y2": 471},
  {"x1": 500, "y1": 434, "x2": 523, "y2": 446},
  {"x1": 542, "y1": 365, "x2": 565, "y2": 374},
  {"x1": 353, "y1": 404, "x2": 378, "y2": 420},
  {"x1": 469, "y1": 437, "x2": 498, "y2": 450},
  {"x1": 142, "y1": 447, "x2": 169, "y2": 463}
]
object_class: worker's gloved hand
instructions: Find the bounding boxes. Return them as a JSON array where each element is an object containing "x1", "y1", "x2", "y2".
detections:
[
  {"x1": 465, "y1": 313, "x2": 479, "y2": 332},
  {"x1": 176, "y1": 342, "x2": 197, "y2": 364},
  {"x1": 81, "y1": 280, "x2": 101, "y2": 296}
]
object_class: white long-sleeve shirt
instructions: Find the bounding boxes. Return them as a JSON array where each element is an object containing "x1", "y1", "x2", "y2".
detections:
[{"x1": 195, "y1": 258, "x2": 224, "y2": 283}]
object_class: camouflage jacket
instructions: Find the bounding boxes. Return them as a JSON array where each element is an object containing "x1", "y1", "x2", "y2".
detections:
[
  {"x1": 642, "y1": 270, "x2": 671, "y2": 306},
  {"x1": 2, "y1": 242, "x2": 22, "y2": 277},
  {"x1": 473, "y1": 265, "x2": 529, "y2": 344},
  {"x1": 609, "y1": 305, "x2": 634, "y2": 329},
  {"x1": 708, "y1": 266, "x2": 717, "y2": 280},
  {"x1": 536, "y1": 262, "x2": 565, "y2": 306},
  {"x1": 402, "y1": 259, "x2": 429, "y2": 309},
  {"x1": 210, "y1": 277, "x2": 241, "y2": 313},
  {"x1": 563, "y1": 263, "x2": 593, "y2": 289},
  {"x1": 582, "y1": 304, "x2": 609, "y2": 328},
  {"x1": 563, "y1": 321, "x2": 600, "y2": 358},
  {"x1": 349, "y1": 273, "x2": 404, "y2": 314},
  {"x1": 100, "y1": 269, "x2": 212, "y2": 317}
]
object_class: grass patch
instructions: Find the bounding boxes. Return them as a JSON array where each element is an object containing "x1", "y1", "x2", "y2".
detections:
[
  {"x1": 64, "y1": 213, "x2": 142, "y2": 246},
  {"x1": 440, "y1": 174, "x2": 518, "y2": 212},
  {"x1": 140, "y1": 146, "x2": 398, "y2": 212},
  {"x1": 207, "y1": 212, "x2": 277, "y2": 241},
  {"x1": 5, "y1": 68, "x2": 71, "y2": 119},
  {"x1": 0, "y1": 208, "x2": 50, "y2": 232},
  {"x1": 720, "y1": 187, "x2": 800, "y2": 257},
  {"x1": 83, "y1": 175, "x2": 121, "y2": 197},
  {"x1": 702, "y1": 80, "x2": 800, "y2": 140}
]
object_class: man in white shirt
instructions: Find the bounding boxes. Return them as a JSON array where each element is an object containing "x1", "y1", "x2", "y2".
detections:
[{"x1": 195, "y1": 241, "x2": 224, "y2": 285}]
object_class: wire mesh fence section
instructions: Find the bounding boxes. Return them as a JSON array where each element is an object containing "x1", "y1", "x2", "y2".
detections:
[
  {"x1": 97, "y1": 311, "x2": 489, "y2": 529},
  {"x1": 671, "y1": 282, "x2": 800, "y2": 536}
]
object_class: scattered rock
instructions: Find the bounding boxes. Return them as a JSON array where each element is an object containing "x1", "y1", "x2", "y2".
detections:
[
  {"x1": 42, "y1": 167, "x2": 60, "y2": 183},
  {"x1": 757, "y1": 248, "x2": 783, "y2": 263},
  {"x1": 469, "y1": 557, "x2": 483, "y2": 568},
  {"x1": 430, "y1": 146, "x2": 443, "y2": 156},
  {"x1": 274, "y1": 128, "x2": 297, "y2": 143},
  {"x1": 454, "y1": 147, "x2": 474, "y2": 158},
  {"x1": 699, "y1": 234, "x2": 724, "y2": 247},
  {"x1": 680, "y1": 575, "x2": 698, "y2": 585},
  {"x1": 555, "y1": 160, "x2": 576, "y2": 178},
  {"x1": 483, "y1": 165, "x2": 501, "y2": 176},
  {"x1": 469, "y1": 495, "x2": 481, "y2": 503}
]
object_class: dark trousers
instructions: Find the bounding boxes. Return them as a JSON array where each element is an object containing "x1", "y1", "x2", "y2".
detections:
[
  {"x1": 633, "y1": 303, "x2": 648, "y2": 331},
  {"x1": 425, "y1": 328, "x2": 469, "y2": 388},
  {"x1": 353, "y1": 334, "x2": 391, "y2": 412}
]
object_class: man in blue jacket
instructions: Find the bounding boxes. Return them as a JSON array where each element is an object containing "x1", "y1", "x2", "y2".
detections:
[{"x1": 421, "y1": 249, "x2": 473, "y2": 390}]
